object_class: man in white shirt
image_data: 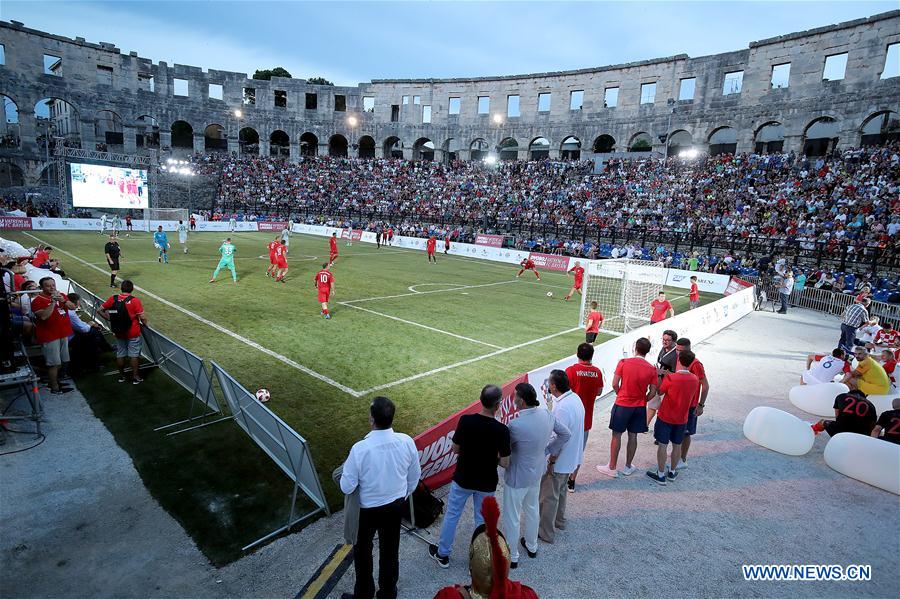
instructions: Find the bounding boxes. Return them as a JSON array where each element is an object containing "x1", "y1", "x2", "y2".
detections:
[
  {"x1": 538, "y1": 370, "x2": 585, "y2": 544},
  {"x1": 802, "y1": 349, "x2": 848, "y2": 385},
  {"x1": 340, "y1": 396, "x2": 420, "y2": 599}
]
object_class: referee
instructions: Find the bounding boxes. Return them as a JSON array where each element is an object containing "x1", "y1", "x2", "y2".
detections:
[{"x1": 105, "y1": 234, "x2": 121, "y2": 288}]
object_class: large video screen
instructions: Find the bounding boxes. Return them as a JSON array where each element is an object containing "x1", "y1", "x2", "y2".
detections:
[{"x1": 70, "y1": 163, "x2": 149, "y2": 209}]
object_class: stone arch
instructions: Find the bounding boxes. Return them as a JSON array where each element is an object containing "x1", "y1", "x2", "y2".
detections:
[
  {"x1": 170, "y1": 120, "x2": 194, "y2": 149},
  {"x1": 204, "y1": 123, "x2": 226, "y2": 152},
  {"x1": 413, "y1": 137, "x2": 434, "y2": 161},
  {"x1": 442, "y1": 138, "x2": 461, "y2": 162},
  {"x1": 860, "y1": 111, "x2": 899, "y2": 146},
  {"x1": 384, "y1": 136, "x2": 402, "y2": 159},
  {"x1": 358, "y1": 135, "x2": 376, "y2": 158},
  {"x1": 329, "y1": 134, "x2": 348, "y2": 157},
  {"x1": 708, "y1": 126, "x2": 737, "y2": 156},
  {"x1": 529, "y1": 137, "x2": 550, "y2": 160},
  {"x1": 270, "y1": 130, "x2": 290, "y2": 156},
  {"x1": 803, "y1": 116, "x2": 839, "y2": 156},
  {"x1": 499, "y1": 137, "x2": 519, "y2": 161},
  {"x1": 34, "y1": 97, "x2": 82, "y2": 146},
  {"x1": 754, "y1": 121, "x2": 784, "y2": 154},
  {"x1": 470, "y1": 138, "x2": 489, "y2": 161},
  {"x1": 135, "y1": 115, "x2": 159, "y2": 149},
  {"x1": 239, "y1": 126, "x2": 259, "y2": 155},
  {"x1": 2, "y1": 95, "x2": 21, "y2": 148},
  {"x1": 560, "y1": 136, "x2": 581, "y2": 160},
  {"x1": 667, "y1": 129, "x2": 693, "y2": 157},
  {"x1": 592, "y1": 134, "x2": 616, "y2": 153},
  {"x1": 95, "y1": 109, "x2": 124, "y2": 149},
  {"x1": 628, "y1": 131, "x2": 652, "y2": 152},
  {"x1": 300, "y1": 132, "x2": 318, "y2": 157},
  {"x1": 0, "y1": 161, "x2": 25, "y2": 187}
]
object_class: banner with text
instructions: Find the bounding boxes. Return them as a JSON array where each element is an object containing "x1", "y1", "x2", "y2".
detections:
[
  {"x1": 0, "y1": 216, "x2": 32, "y2": 230},
  {"x1": 528, "y1": 252, "x2": 571, "y2": 272},
  {"x1": 665, "y1": 269, "x2": 731, "y2": 294},
  {"x1": 258, "y1": 221, "x2": 289, "y2": 232},
  {"x1": 474, "y1": 234, "x2": 504, "y2": 248},
  {"x1": 724, "y1": 276, "x2": 754, "y2": 296}
]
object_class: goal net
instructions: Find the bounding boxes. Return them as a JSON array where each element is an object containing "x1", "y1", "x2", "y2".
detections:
[
  {"x1": 578, "y1": 258, "x2": 666, "y2": 335},
  {"x1": 145, "y1": 208, "x2": 189, "y2": 230}
]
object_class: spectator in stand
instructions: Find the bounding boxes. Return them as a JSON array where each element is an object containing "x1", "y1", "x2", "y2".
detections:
[
  {"x1": 430, "y1": 385, "x2": 510, "y2": 568},
  {"x1": 597, "y1": 337, "x2": 658, "y2": 478},
  {"x1": 870, "y1": 397, "x2": 900, "y2": 444},
  {"x1": 30, "y1": 277, "x2": 75, "y2": 395},
  {"x1": 870, "y1": 322, "x2": 899, "y2": 352},
  {"x1": 99, "y1": 279, "x2": 147, "y2": 385},
  {"x1": 339, "y1": 396, "x2": 420, "y2": 599},
  {"x1": 843, "y1": 346, "x2": 891, "y2": 396},
  {"x1": 501, "y1": 382, "x2": 570, "y2": 568},
  {"x1": 856, "y1": 317, "x2": 882, "y2": 347},
  {"x1": 839, "y1": 299, "x2": 870, "y2": 354},
  {"x1": 538, "y1": 369, "x2": 584, "y2": 544},
  {"x1": 646, "y1": 351, "x2": 699, "y2": 485},
  {"x1": 564, "y1": 344, "x2": 603, "y2": 493},
  {"x1": 812, "y1": 390, "x2": 877, "y2": 438},
  {"x1": 801, "y1": 349, "x2": 850, "y2": 385},
  {"x1": 65, "y1": 292, "x2": 111, "y2": 375},
  {"x1": 777, "y1": 269, "x2": 794, "y2": 314},
  {"x1": 879, "y1": 349, "x2": 897, "y2": 388}
]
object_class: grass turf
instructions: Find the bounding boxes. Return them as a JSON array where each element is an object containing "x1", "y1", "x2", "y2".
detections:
[{"x1": 6, "y1": 229, "x2": 717, "y2": 557}]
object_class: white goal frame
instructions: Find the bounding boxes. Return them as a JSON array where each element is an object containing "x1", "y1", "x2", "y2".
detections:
[
  {"x1": 578, "y1": 258, "x2": 667, "y2": 335},
  {"x1": 146, "y1": 208, "x2": 189, "y2": 230}
]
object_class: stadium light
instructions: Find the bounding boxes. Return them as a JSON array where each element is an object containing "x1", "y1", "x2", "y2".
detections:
[
  {"x1": 492, "y1": 114, "x2": 503, "y2": 124},
  {"x1": 347, "y1": 116, "x2": 358, "y2": 127},
  {"x1": 234, "y1": 109, "x2": 242, "y2": 119},
  {"x1": 484, "y1": 154, "x2": 498, "y2": 165},
  {"x1": 678, "y1": 148, "x2": 699, "y2": 159}
]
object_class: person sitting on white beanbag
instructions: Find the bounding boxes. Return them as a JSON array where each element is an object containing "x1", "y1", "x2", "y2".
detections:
[
  {"x1": 871, "y1": 397, "x2": 900, "y2": 445},
  {"x1": 802, "y1": 349, "x2": 850, "y2": 385},
  {"x1": 812, "y1": 390, "x2": 877, "y2": 438}
]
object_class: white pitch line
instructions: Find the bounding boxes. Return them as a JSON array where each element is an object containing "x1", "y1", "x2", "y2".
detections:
[
  {"x1": 344, "y1": 279, "x2": 519, "y2": 304},
  {"x1": 357, "y1": 326, "x2": 582, "y2": 396},
  {"x1": 24, "y1": 232, "x2": 363, "y2": 398},
  {"x1": 339, "y1": 302, "x2": 503, "y2": 349}
]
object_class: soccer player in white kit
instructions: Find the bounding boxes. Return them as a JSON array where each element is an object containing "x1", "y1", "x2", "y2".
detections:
[
  {"x1": 345, "y1": 224, "x2": 353, "y2": 246},
  {"x1": 229, "y1": 217, "x2": 237, "y2": 232},
  {"x1": 111, "y1": 214, "x2": 122, "y2": 233},
  {"x1": 177, "y1": 220, "x2": 189, "y2": 253},
  {"x1": 99, "y1": 214, "x2": 108, "y2": 235},
  {"x1": 280, "y1": 226, "x2": 291, "y2": 254}
]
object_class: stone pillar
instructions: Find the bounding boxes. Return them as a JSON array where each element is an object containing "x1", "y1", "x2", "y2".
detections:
[
  {"x1": 838, "y1": 127, "x2": 861, "y2": 149},
  {"x1": 433, "y1": 148, "x2": 446, "y2": 163},
  {"x1": 227, "y1": 136, "x2": 239, "y2": 154},
  {"x1": 159, "y1": 130, "x2": 172, "y2": 150},
  {"x1": 402, "y1": 147, "x2": 413, "y2": 160},
  {"x1": 259, "y1": 139, "x2": 270, "y2": 156},
  {"x1": 783, "y1": 134, "x2": 803, "y2": 155},
  {"x1": 516, "y1": 148, "x2": 528, "y2": 161},
  {"x1": 548, "y1": 147, "x2": 560, "y2": 159},
  {"x1": 79, "y1": 118, "x2": 96, "y2": 150},
  {"x1": 193, "y1": 133, "x2": 205, "y2": 153},
  {"x1": 457, "y1": 149, "x2": 470, "y2": 161},
  {"x1": 123, "y1": 125, "x2": 137, "y2": 154},
  {"x1": 319, "y1": 142, "x2": 330, "y2": 157},
  {"x1": 735, "y1": 129, "x2": 754, "y2": 154}
]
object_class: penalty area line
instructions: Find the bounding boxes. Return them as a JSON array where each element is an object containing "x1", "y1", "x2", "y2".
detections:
[
  {"x1": 343, "y1": 279, "x2": 518, "y2": 304},
  {"x1": 357, "y1": 325, "x2": 582, "y2": 396},
  {"x1": 24, "y1": 232, "x2": 363, "y2": 398}
]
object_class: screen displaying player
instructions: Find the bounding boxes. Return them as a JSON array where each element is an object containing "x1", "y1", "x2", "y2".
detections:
[{"x1": 70, "y1": 163, "x2": 149, "y2": 209}]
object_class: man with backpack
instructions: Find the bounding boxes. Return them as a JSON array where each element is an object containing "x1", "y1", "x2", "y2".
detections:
[{"x1": 99, "y1": 280, "x2": 147, "y2": 384}]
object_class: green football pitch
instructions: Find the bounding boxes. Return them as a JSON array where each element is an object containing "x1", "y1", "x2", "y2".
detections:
[{"x1": 6, "y1": 230, "x2": 716, "y2": 480}]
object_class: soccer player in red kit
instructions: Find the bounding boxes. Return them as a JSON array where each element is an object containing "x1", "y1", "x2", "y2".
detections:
[
  {"x1": 565, "y1": 342, "x2": 604, "y2": 492},
  {"x1": 266, "y1": 236, "x2": 280, "y2": 277},
  {"x1": 444, "y1": 236, "x2": 451, "y2": 254},
  {"x1": 585, "y1": 301, "x2": 603, "y2": 343},
  {"x1": 650, "y1": 291, "x2": 674, "y2": 323},
  {"x1": 329, "y1": 232, "x2": 339, "y2": 266},
  {"x1": 689, "y1": 276, "x2": 700, "y2": 309},
  {"x1": 517, "y1": 258, "x2": 541, "y2": 280},
  {"x1": 426, "y1": 235, "x2": 437, "y2": 263},
  {"x1": 315, "y1": 263, "x2": 335, "y2": 319},
  {"x1": 387, "y1": 227, "x2": 394, "y2": 245},
  {"x1": 273, "y1": 240, "x2": 289, "y2": 282},
  {"x1": 565, "y1": 261, "x2": 585, "y2": 301}
]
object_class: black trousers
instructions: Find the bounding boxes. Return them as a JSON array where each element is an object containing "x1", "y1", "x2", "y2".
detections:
[{"x1": 354, "y1": 498, "x2": 403, "y2": 599}]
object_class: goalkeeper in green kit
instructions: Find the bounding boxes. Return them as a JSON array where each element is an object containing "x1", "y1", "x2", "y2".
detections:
[{"x1": 209, "y1": 238, "x2": 238, "y2": 284}]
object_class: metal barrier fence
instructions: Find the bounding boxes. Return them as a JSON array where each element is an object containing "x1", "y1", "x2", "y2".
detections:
[
  {"x1": 746, "y1": 276, "x2": 900, "y2": 324},
  {"x1": 67, "y1": 278, "x2": 330, "y2": 551}
]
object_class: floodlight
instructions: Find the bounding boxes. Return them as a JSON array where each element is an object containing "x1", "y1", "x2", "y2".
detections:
[
  {"x1": 484, "y1": 154, "x2": 498, "y2": 165},
  {"x1": 234, "y1": 109, "x2": 243, "y2": 118},
  {"x1": 347, "y1": 116, "x2": 358, "y2": 127},
  {"x1": 492, "y1": 114, "x2": 503, "y2": 124}
]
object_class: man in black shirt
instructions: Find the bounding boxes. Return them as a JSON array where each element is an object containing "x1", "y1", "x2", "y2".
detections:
[
  {"x1": 104, "y1": 235, "x2": 121, "y2": 288},
  {"x1": 814, "y1": 390, "x2": 877, "y2": 437},
  {"x1": 429, "y1": 385, "x2": 511, "y2": 568},
  {"x1": 871, "y1": 398, "x2": 900, "y2": 445},
  {"x1": 647, "y1": 329, "x2": 678, "y2": 426}
]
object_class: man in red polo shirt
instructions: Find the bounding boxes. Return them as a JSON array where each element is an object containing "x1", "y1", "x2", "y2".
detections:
[
  {"x1": 650, "y1": 291, "x2": 674, "y2": 323},
  {"x1": 565, "y1": 342, "x2": 604, "y2": 492},
  {"x1": 31, "y1": 245, "x2": 51, "y2": 268},
  {"x1": 597, "y1": 337, "x2": 658, "y2": 478},
  {"x1": 100, "y1": 279, "x2": 147, "y2": 384},
  {"x1": 31, "y1": 276, "x2": 75, "y2": 394},
  {"x1": 647, "y1": 351, "x2": 700, "y2": 485},
  {"x1": 673, "y1": 337, "x2": 709, "y2": 470}
]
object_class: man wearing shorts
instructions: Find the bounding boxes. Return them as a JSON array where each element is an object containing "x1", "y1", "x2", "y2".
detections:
[
  {"x1": 31, "y1": 277, "x2": 75, "y2": 394},
  {"x1": 315, "y1": 263, "x2": 335, "y2": 319},
  {"x1": 564, "y1": 343, "x2": 603, "y2": 492},
  {"x1": 564, "y1": 261, "x2": 585, "y2": 301},
  {"x1": 647, "y1": 351, "x2": 699, "y2": 485},
  {"x1": 812, "y1": 390, "x2": 876, "y2": 438},
  {"x1": 674, "y1": 337, "x2": 709, "y2": 470},
  {"x1": 648, "y1": 329, "x2": 678, "y2": 426},
  {"x1": 801, "y1": 349, "x2": 849, "y2": 385},
  {"x1": 689, "y1": 276, "x2": 700, "y2": 309},
  {"x1": 100, "y1": 279, "x2": 147, "y2": 384},
  {"x1": 104, "y1": 234, "x2": 121, "y2": 288},
  {"x1": 596, "y1": 337, "x2": 658, "y2": 478},
  {"x1": 584, "y1": 301, "x2": 603, "y2": 343}
]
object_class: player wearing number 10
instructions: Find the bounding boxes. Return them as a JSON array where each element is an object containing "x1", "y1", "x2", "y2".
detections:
[
  {"x1": 315, "y1": 263, "x2": 335, "y2": 320},
  {"x1": 209, "y1": 238, "x2": 238, "y2": 284}
]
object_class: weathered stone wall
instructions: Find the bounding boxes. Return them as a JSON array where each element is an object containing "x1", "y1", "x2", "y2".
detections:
[{"x1": 0, "y1": 11, "x2": 898, "y2": 184}]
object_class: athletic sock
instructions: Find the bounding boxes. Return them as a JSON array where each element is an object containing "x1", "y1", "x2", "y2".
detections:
[
  {"x1": 110, "y1": 273, "x2": 116, "y2": 286},
  {"x1": 323, "y1": 309, "x2": 329, "y2": 315}
]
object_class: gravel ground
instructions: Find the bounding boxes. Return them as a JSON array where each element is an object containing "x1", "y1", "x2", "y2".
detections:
[{"x1": 2, "y1": 308, "x2": 897, "y2": 599}]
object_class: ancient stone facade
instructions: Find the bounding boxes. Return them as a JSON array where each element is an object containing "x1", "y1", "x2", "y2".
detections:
[{"x1": 0, "y1": 11, "x2": 898, "y2": 184}]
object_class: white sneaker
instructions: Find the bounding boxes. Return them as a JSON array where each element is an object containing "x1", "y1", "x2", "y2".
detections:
[
  {"x1": 596, "y1": 465, "x2": 619, "y2": 478},
  {"x1": 675, "y1": 461, "x2": 688, "y2": 471},
  {"x1": 621, "y1": 465, "x2": 637, "y2": 476}
]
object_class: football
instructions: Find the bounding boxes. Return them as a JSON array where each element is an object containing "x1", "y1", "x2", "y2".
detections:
[
  {"x1": 546, "y1": 291, "x2": 554, "y2": 298},
  {"x1": 255, "y1": 388, "x2": 270, "y2": 403}
]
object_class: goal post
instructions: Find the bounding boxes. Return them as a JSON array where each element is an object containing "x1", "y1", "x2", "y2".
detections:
[
  {"x1": 578, "y1": 258, "x2": 667, "y2": 335},
  {"x1": 146, "y1": 208, "x2": 189, "y2": 230}
]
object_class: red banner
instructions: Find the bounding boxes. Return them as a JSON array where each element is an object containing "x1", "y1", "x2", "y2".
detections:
[
  {"x1": 474, "y1": 233, "x2": 504, "y2": 248},
  {"x1": 724, "y1": 276, "x2": 753, "y2": 296},
  {"x1": 528, "y1": 252, "x2": 570, "y2": 272},
  {"x1": 414, "y1": 373, "x2": 527, "y2": 488},
  {"x1": 0, "y1": 216, "x2": 32, "y2": 230},
  {"x1": 340, "y1": 229, "x2": 363, "y2": 241},
  {"x1": 257, "y1": 221, "x2": 288, "y2": 232}
]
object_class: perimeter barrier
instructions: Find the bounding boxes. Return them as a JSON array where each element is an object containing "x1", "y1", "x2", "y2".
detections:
[{"x1": 746, "y1": 275, "x2": 900, "y2": 323}]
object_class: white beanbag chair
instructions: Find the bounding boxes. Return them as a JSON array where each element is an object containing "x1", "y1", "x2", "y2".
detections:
[
  {"x1": 868, "y1": 394, "x2": 900, "y2": 415},
  {"x1": 824, "y1": 432, "x2": 900, "y2": 495},
  {"x1": 789, "y1": 382, "x2": 849, "y2": 418},
  {"x1": 743, "y1": 406, "x2": 815, "y2": 456}
]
